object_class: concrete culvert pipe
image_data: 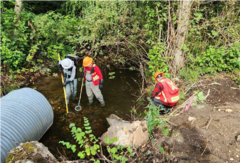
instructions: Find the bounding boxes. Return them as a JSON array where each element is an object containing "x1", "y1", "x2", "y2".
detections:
[{"x1": 0, "y1": 88, "x2": 54, "y2": 163}]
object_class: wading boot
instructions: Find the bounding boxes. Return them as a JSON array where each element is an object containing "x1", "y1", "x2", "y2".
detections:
[
  {"x1": 72, "y1": 100, "x2": 78, "y2": 104},
  {"x1": 100, "y1": 102, "x2": 105, "y2": 108},
  {"x1": 67, "y1": 104, "x2": 71, "y2": 109},
  {"x1": 87, "y1": 100, "x2": 93, "y2": 106}
]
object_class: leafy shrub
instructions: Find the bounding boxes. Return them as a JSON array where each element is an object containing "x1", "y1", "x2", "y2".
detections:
[
  {"x1": 32, "y1": 11, "x2": 79, "y2": 59},
  {"x1": 59, "y1": 117, "x2": 135, "y2": 163},
  {"x1": 193, "y1": 42, "x2": 240, "y2": 74},
  {"x1": 180, "y1": 42, "x2": 240, "y2": 82},
  {"x1": 179, "y1": 67, "x2": 200, "y2": 82},
  {"x1": 188, "y1": 91, "x2": 206, "y2": 109},
  {"x1": 1, "y1": 4, "x2": 35, "y2": 69},
  {"x1": 229, "y1": 69, "x2": 240, "y2": 84},
  {"x1": 147, "y1": 42, "x2": 171, "y2": 80},
  {"x1": 59, "y1": 117, "x2": 99, "y2": 161},
  {"x1": 224, "y1": 42, "x2": 240, "y2": 71},
  {"x1": 144, "y1": 98, "x2": 169, "y2": 135}
]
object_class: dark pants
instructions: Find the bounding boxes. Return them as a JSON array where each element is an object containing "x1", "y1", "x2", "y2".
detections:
[{"x1": 152, "y1": 98, "x2": 172, "y2": 115}]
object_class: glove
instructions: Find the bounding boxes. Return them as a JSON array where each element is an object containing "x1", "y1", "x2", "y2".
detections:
[
  {"x1": 58, "y1": 64, "x2": 62, "y2": 74},
  {"x1": 82, "y1": 71, "x2": 84, "y2": 78},
  {"x1": 99, "y1": 80, "x2": 103, "y2": 89},
  {"x1": 62, "y1": 81, "x2": 70, "y2": 87},
  {"x1": 99, "y1": 83, "x2": 103, "y2": 89}
]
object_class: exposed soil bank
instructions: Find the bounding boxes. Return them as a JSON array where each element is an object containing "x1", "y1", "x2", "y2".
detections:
[{"x1": 154, "y1": 77, "x2": 240, "y2": 163}]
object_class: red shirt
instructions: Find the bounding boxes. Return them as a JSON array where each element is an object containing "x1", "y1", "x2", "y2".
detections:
[
  {"x1": 84, "y1": 64, "x2": 103, "y2": 80},
  {"x1": 151, "y1": 82, "x2": 163, "y2": 98}
]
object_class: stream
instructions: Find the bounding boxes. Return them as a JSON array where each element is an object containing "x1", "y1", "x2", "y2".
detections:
[{"x1": 30, "y1": 66, "x2": 145, "y2": 160}]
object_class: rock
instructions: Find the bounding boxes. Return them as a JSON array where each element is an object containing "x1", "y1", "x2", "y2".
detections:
[
  {"x1": 225, "y1": 109, "x2": 233, "y2": 113},
  {"x1": 106, "y1": 114, "x2": 130, "y2": 127},
  {"x1": 19, "y1": 81, "x2": 26, "y2": 87},
  {"x1": 188, "y1": 116, "x2": 196, "y2": 121},
  {"x1": 41, "y1": 68, "x2": 48, "y2": 73},
  {"x1": 237, "y1": 135, "x2": 240, "y2": 141},
  {"x1": 15, "y1": 159, "x2": 34, "y2": 163},
  {"x1": 6, "y1": 141, "x2": 57, "y2": 163},
  {"x1": 101, "y1": 114, "x2": 149, "y2": 147}
]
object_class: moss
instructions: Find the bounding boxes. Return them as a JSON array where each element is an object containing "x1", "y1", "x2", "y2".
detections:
[
  {"x1": 33, "y1": 155, "x2": 47, "y2": 163},
  {"x1": 5, "y1": 154, "x2": 15, "y2": 163},
  {"x1": 22, "y1": 142, "x2": 36, "y2": 153},
  {"x1": 15, "y1": 149, "x2": 21, "y2": 153},
  {"x1": 5, "y1": 142, "x2": 41, "y2": 163}
]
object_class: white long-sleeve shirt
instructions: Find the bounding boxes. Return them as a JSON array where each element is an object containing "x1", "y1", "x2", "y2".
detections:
[{"x1": 59, "y1": 60, "x2": 76, "y2": 82}]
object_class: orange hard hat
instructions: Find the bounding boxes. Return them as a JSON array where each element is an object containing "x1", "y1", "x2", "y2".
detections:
[
  {"x1": 154, "y1": 71, "x2": 164, "y2": 81},
  {"x1": 83, "y1": 57, "x2": 93, "y2": 67}
]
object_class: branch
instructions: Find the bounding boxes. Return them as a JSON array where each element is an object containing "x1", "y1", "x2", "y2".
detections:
[
  {"x1": 205, "y1": 115, "x2": 212, "y2": 130},
  {"x1": 169, "y1": 93, "x2": 197, "y2": 117}
]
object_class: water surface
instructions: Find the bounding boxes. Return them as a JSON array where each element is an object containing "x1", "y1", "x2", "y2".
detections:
[{"x1": 31, "y1": 67, "x2": 144, "y2": 160}]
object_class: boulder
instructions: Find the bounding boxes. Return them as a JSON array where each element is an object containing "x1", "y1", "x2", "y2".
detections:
[
  {"x1": 101, "y1": 114, "x2": 149, "y2": 147},
  {"x1": 6, "y1": 141, "x2": 57, "y2": 163},
  {"x1": 106, "y1": 114, "x2": 130, "y2": 127}
]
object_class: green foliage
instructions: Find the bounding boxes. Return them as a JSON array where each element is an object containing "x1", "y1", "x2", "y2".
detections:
[
  {"x1": 67, "y1": 1, "x2": 150, "y2": 67},
  {"x1": 59, "y1": 117, "x2": 135, "y2": 162},
  {"x1": 147, "y1": 42, "x2": 171, "y2": 80},
  {"x1": 32, "y1": 11, "x2": 79, "y2": 58},
  {"x1": 192, "y1": 91, "x2": 206, "y2": 108},
  {"x1": 190, "y1": 42, "x2": 240, "y2": 75},
  {"x1": 229, "y1": 69, "x2": 240, "y2": 84},
  {"x1": 63, "y1": 1, "x2": 89, "y2": 16},
  {"x1": 59, "y1": 118, "x2": 100, "y2": 162},
  {"x1": 137, "y1": 98, "x2": 144, "y2": 106},
  {"x1": 181, "y1": 42, "x2": 240, "y2": 82},
  {"x1": 159, "y1": 146, "x2": 165, "y2": 154},
  {"x1": 188, "y1": 2, "x2": 240, "y2": 54},
  {"x1": 23, "y1": 1, "x2": 65, "y2": 14},
  {"x1": 2, "y1": 1, "x2": 240, "y2": 91},
  {"x1": 109, "y1": 72, "x2": 115, "y2": 79},
  {"x1": 178, "y1": 89, "x2": 186, "y2": 105},
  {"x1": 4, "y1": 82, "x2": 19, "y2": 93},
  {"x1": 147, "y1": 86, "x2": 155, "y2": 96},
  {"x1": 143, "y1": 1, "x2": 171, "y2": 79},
  {"x1": 1, "y1": 2, "x2": 35, "y2": 69},
  {"x1": 144, "y1": 98, "x2": 169, "y2": 135},
  {"x1": 104, "y1": 136, "x2": 132, "y2": 163},
  {"x1": 179, "y1": 67, "x2": 200, "y2": 82}
]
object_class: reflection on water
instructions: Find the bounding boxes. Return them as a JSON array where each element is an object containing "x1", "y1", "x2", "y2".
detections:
[{"x1": 31, "y1": 67, "x2": 144, "y2": 160}]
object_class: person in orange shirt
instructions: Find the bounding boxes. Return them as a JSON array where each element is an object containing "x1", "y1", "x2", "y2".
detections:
[
  {"x1": 82, "y1": 57, "x2": 105, "y2": 107},
  {"x1": 151, "y1": 72, "x2": 179, "y2": 114}
]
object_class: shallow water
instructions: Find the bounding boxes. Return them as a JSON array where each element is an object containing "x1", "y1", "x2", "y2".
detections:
[{"x1": 31, "y1": 67, "x2": 144, "y2": 160}]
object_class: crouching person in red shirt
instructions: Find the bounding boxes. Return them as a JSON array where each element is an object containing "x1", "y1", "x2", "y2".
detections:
[{"x1": 151, "y1": 72, "x2": 179, "y2": 115}]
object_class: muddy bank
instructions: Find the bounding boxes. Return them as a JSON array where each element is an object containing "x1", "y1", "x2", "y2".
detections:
[{"x1": 154, "y1": 77, "x2": 240, "y2": 162}]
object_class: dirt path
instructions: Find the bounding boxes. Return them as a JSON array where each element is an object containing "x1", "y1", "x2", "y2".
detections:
[{"x1": 155, "y1": 78, "x2": 240, "y2": 163}]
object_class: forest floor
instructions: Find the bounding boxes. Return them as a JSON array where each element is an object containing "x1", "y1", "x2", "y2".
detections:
[{"x1": 153, "y1": 74, "x2": 240, "y2": 163}]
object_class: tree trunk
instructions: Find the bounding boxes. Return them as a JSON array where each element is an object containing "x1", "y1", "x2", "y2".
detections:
[
  {"x1": 173, "y1": 0, "x2": 193, "y2": 73},
  {"x1": 14, "y1": 0, "x2": 22, "y2": 22}
]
